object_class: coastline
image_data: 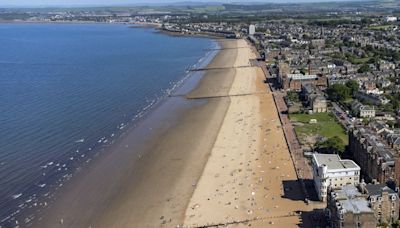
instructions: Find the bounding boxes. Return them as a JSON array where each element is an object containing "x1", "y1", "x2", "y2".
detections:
[
  {"x1": 0, "y1": 24, "x2": 218, "y2": 228},
  {"x1": 29, "y1": 37, "x2": 312, "y2": 228},
  {"x1": 27, "y1": 39, "x2": 234, "y2": 227}
]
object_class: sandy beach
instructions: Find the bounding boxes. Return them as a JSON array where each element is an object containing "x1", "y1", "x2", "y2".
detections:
[
  {"x1": 183, "y1": 40, "x2": 311, "y2": 227},
  {"x1": 31, "y1": 39, "x2": 311, "y2": 228}
]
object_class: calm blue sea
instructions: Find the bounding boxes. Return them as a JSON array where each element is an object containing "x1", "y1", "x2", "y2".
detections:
[{"x1": 0, "y1": 23, "x2": 215, "y2": 226}]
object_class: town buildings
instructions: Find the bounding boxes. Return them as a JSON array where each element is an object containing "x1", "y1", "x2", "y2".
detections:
[
  {"x1": 349, "y1": 126, "x2": 400, "y2": 185},
  {"x1": 351, "y1": 101, "x2": 375, "y2": 118},
  {"x1": 328, "y1": 185, "x2": 377, "y2": 228},
  {"x1": 360, "y1": 183, "x2": 400, "y2": 224},
  {"x1": 355, "y1": 91, "x2": 390, "y2": 106},
  {"x1": 300, "y1": 84, "x2": 327, "y2": 113},
  {"x1": 312, "y1": 153, "x2": 361, "y2": 201},
  {"x1": 277, "y1": 73, "x2": 327, "y2": 91}
]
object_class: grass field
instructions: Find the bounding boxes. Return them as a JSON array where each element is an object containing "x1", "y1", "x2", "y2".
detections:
[
  {"x1": 348, "y1": 57, "x2": 371, "y2": 65},
  {"x1": 368, "y1": 25, "x2": 396, "y2": 31},
  {"x1": 290, "y1": 112, "x2": 348, "y2": 145}
]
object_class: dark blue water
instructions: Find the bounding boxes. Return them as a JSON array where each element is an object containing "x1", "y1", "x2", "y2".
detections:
[{"x1": 0, "y1": 23, "x2": 215, "y2": 226}]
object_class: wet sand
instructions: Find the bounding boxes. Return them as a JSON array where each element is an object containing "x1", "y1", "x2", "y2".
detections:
[{"x1": 32, "y1": 39, "x2": 311, "y2": 228}]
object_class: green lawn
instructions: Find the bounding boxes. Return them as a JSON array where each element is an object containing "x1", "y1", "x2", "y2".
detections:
[
  {"x1": 368, "y1": 25, "x2": 396, "y2": 31},
  {"x1": 348, "y1": 57, "x2": 371, "y2": 65},
  {"x1": 290, "y1": 112, "x2": 348, "y2": 145}
]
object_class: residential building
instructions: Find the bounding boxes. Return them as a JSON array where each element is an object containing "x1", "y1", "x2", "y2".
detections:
[
  {"x1": 311, "y1": 39, "x2": 325, "y2": 50},
  {"x1": 379, "y1": 60, "x2": 396, "y2": 71},
  {"x1": 360, "y1": 183, "x2": 400, "y2": 224},
  {"x1": 312, "y1": 153, "x2": 361, "y2": 202},
  {"x1": 312, "y1": 96, "x2": 328, "y2": 113},
  {"x1": 327, "y1": 75, "x2": 349, "y2": 86},
  {"x1": 349, "y1": 126, "x2": 400, "y2": 185},
  {"x1": 351, "y1": 101, "x2": 375, "y2": 118},
  {"x1": 278, "y1": 73, "x2": 327, "y2": 91},
  {"x1": 328, "y1": 185, "x2": 377, "y2": 228},
  {"x1": 359, "y1": 106, "x2": 375, "y2": 118},
  {"x1": 300, "y1": 84, "x2": 327, "y2": 113},
  {"x1": 355, "y1": 91, "x2": 390, "y2": 106}
]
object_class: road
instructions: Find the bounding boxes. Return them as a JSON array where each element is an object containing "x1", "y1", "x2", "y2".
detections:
[{"x1": 331, "y1": 102, "x2": 352, "y2": 131}]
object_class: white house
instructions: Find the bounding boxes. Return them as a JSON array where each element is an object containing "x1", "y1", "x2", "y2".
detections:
[{"x1": 312, "y1": 153, "x2": 361, "y2": 202}]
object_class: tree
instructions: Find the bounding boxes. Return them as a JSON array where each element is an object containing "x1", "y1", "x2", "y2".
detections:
[
  {"x1": 345, "y1": 80, "x2": 359, "y2": 95},
  {"x1": 327, "y1": 84, "x2": 351, "y2": 102},
  {"x1": 315, "y1": 136, "x2": 345, "y2": 154},
  {"x1": 358, "y1": 64, "x2": 371, "y2": 73},
  {"x1": 362, "y1": 118, "x2": 370, "y2": 125}
]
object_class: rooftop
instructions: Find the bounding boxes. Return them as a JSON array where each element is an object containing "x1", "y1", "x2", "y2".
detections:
[
  {"x1": 364, "y1": 183, "x2": 396, "y2": 196},
  {"x1": 313, "y1": 153, "x2": 360, "y2": 170},
  {"x1": 332, "y1": 185, "x2": 374, "y2": 214},
  {"x1": 287, "y1": 74, "x2": 317, "y2": 80}
]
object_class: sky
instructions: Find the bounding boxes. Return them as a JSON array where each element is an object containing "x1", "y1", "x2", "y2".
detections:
[{"x1": 0, "y1": 0, "x2": 358, "y2": 7}]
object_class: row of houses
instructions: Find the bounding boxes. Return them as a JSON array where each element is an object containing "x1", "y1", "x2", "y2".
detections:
[
  {"x1": 312, "y1": 153, "x2": 400, "y2": 227},
  {"x1": 314, "y1": 122, "x2": 400, "y2": 226}
]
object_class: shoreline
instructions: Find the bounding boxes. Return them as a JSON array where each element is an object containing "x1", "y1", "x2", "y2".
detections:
[
  {"x1": 6, "y1": 28, "x2": 219, "y2": 227},
  {"x1": 0, "y1": 20, "x2": 230, "y2": 40},
  {"x1": 26, "y1": 39, "x2": 234, "y2": 227},
  {"x1": 25, "y1": 36, "x2": 311, "y2": 227}
]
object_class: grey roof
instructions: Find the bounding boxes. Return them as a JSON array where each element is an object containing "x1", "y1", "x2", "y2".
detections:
[
  {"x1": 341, "y1": 160, "x2": 360, "y2": 169},
  {"x1": 365, "y1": 184, "x2": 396, "y2": 197},
  {"x1": 333, "y1": 185, "x2": 374, "y2": 214},
  {"x1": 314, "y1": 153, "x2": 359, "y2": 170},
  {"x1": 360, "y1": 105, "x2": 374, "y2": 111},
  {"x1": 353, "y1": 127, "x2": 395, "y2": 164}
]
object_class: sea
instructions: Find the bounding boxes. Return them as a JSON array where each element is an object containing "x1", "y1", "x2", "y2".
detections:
[{"x1": 0, "y1": 23, "x2": 217, "y2": 227}]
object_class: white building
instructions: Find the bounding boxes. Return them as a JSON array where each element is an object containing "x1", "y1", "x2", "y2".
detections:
[
  {"x1": 385, "y1": 16, "x2": 398, "y2": 22},
  {"x1": 249, "y1": 24, "x2": 255, "y2": 35},
  {"x1": 312, "y1": 153, "x2": 361, "y2": 202},
  {"x1": 359, "y1": 105, "x2": 375, "y2": 118},
  {"x1": 287, "y1": 74, "x2": 317, "y2": 80}
]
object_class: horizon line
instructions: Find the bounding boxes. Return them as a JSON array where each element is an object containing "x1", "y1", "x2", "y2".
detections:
[{"x1": 0, "y1": 0, "x2": 370, "y2": 9}]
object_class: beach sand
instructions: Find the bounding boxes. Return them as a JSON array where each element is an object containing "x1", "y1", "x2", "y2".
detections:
[
  {"x1": 183, "y1": 40, "x2": 310, "y2": 227},
  {"x1": 31, "y1": 39, "x2": 311, "y2": 228}
]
